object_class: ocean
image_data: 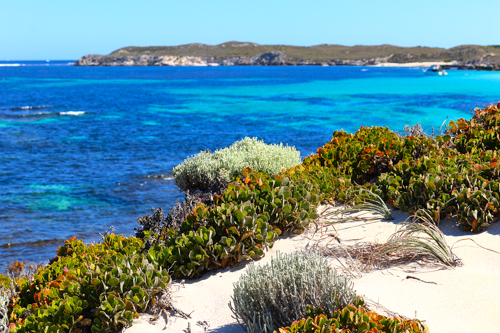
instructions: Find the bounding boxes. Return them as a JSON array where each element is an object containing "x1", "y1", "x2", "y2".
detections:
[{"x1": 1, "y1": 61, "x2": 499, "y2": 267}]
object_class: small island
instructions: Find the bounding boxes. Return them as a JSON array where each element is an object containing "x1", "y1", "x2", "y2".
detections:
[{"x1": 74, "y1": 41, "x2": 500, "y2": 70}]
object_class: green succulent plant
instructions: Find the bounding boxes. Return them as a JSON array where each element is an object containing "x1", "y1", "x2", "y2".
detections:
[
  {"x1": 10, "y1": 235, "x2": 170, "y2": 333},
  {"x1": 278, "y1": 305, "x2": 430, "y2": 333}
]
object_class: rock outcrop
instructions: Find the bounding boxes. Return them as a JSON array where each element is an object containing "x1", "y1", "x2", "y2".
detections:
[
  {"x1": 75, "y1": 51, "x2": 292, "y2": 67},
  {"x1": 74, "y1": 55, "x2": 209, "y2": 66},
  {"x1": 74, "y1": 52, "x2": 394, "y2": 67}
]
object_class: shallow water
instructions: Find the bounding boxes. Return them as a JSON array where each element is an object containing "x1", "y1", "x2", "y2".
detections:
[{"x1": 1, "y1": 61, "x2": 499, "y2": 266}]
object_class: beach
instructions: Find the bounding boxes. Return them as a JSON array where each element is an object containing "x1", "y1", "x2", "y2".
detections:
[
  {"x1": 374, "y1": 61, "x2": 457, "y2": 67},
  {"x1": 121, "y1": 205, "x2": 500, "y2": 333}
]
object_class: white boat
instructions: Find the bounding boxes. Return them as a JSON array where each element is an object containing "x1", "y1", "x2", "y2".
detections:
[{"x1": 423, "y1": 64, "x2": 448, "y2": 75}]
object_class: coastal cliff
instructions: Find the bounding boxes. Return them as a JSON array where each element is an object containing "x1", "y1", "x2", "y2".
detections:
[{"x1": 74, "y1": 42, "x2": 500, "y2": 70}]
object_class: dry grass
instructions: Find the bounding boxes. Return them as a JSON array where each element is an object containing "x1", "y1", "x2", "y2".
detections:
[
  {"x1": 308, "y1": 208, "x2": 460, "y2": 275},
  {"x1": 318, "y1": 189, "x2": 393, "y2": 227}
]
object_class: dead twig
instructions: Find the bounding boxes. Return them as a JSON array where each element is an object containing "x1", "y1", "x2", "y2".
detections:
[
  {"x1": 308, "y1": 209, "x2": 461, "y2": 275},
  {"x1": 405, "y1": 275, "x2": 437, "y2": 285},
  {"x1": 451, "y1": 238, "x2": 500, "y2": 255}
]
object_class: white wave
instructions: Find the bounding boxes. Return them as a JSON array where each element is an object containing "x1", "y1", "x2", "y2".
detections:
[
  {"x1": 12, "y1": 105, "x2": 52, "y2": 110},
  {"x1": 146, "y1": 174, "x2": 174, "y2": 180},
  {"x1": 21, "y1": 112, "x2": 52, "y2": 117},
  {"x1": 59, "y1": 111, "x2": 86, "y2": 116},
  {"x1": 0, "y1": 64, "x2": 22, "y2": 67}
]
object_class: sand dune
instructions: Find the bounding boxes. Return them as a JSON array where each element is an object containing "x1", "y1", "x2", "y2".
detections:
[{"x1": 121, "y1": 206, "x2": 500, "y2": 333}]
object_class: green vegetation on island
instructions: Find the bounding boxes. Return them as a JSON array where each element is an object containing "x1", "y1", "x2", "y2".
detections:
[{"x1": 107, "y1": 42, "x2": 499, "y2": 62}]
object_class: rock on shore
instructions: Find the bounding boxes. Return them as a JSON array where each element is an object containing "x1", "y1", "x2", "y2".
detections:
[
  {"x1": 75, "y1": 51, "x2": 295, "y2": 67},
  {"x1": 74, "y1": 52, "x2": 394, "y2": 67}
]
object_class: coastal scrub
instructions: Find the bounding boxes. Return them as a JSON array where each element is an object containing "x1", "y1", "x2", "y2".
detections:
[
  {"x1": 9, "y1": 235, "x2": 170, "y2": 333},
  {"x1": 8, "y1": 102, "x2": 500, "y2": 332},
  {"x1": 230, "y1": 251, "x2": 357, "y2": 333},
  {"x1": 172, "y1": 137, "x2": 301, "y2": 192}
]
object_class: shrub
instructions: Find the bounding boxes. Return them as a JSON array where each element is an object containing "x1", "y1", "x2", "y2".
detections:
[
  {"x1": 377, "y1": 142, "x2": 500, "y2": 232},
  {"x1": 0, "y1": 287, "x2": 9, "y2": 333},
  {"x1": 0, "y1": 275, "x2": 10, "y2": 290},
  {"x1": 173, "y1": 137, "x2": 301, "y2": 192},
  {"x1": 301, "y1": 126, "x2": 435, "y2": 186},
  {"x1": 449, "y1": 102, "x2": 500, "y2": 153},
  {"x1": 279, "y1": 307, "x2": 429, "y2": 333},
  {"x1": 141, "y1": 168, "x2": 318, "y2": 279},
  {"x1": 9, "y1": 235, "x2": 170, "y2": 333},
  {"x1": 135, "y1": 179, "x2": 229, "y2": 242},
  {"x1": 229, "y1": 251, "x2": 357, "y2": 333}
]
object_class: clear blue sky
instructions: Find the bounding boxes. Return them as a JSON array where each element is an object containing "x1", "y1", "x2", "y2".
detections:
[{"x1": 2, "y1": 0, "x2": 500, "y2": 60}]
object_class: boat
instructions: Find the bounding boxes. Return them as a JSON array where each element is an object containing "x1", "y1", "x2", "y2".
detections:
[{"x1": 423, "y1": 64, "x2": 448, "y2": 75}]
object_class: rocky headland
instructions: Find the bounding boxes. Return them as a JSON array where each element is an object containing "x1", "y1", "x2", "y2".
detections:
[{"x1": 75, "y1": 41, "x2": 500, "y2": 70}]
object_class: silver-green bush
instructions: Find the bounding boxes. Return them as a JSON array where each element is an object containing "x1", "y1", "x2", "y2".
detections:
[
  {"x1": 0, "y1": 287, "x2": 10, "y2": 333},
  {"x1": 173, "y1": 137, "x2": 301, "y2": 192},
  {"x1": 229, "y1": 251, "x2": 357, "y2": 333}
]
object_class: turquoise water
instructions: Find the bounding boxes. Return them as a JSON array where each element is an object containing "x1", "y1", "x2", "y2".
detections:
[{"x1": 1, "y1": 62, "x2": 499, "y2": 265}]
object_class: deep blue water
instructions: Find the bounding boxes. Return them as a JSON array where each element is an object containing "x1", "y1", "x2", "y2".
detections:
[{"x1": 1, "y1": 61, "x2": 500, "y2": 266}]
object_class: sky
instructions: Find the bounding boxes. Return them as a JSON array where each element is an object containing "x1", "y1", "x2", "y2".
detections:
[{"x1": 1, "y1": 0, "x2": 500, "y2": 60}]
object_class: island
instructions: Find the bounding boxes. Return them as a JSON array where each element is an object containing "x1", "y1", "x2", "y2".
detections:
[{"x1": 74, "y1": 41, "x2": 500, "y2": 70}]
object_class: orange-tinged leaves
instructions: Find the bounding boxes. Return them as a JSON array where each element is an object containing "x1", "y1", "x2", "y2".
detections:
[
  {"x1": 241, "y1": 232, "x2": 253, "y2": 241},
  {"x1": 220, "y1": 257, "x2": 229, "y2": 268},
  {"x1": 433, "y1": 210, "x2": 439, "y2": 222},
  {"x1": 485, "y1": 202, "x2": 494, "y2": 210},
  {"x1": 34, "y1": 292, "x2": 40, "y2": 303},
  {"x1": 244, "y1": 177, "x2": 250, "y2": 184},
  {"x1": 48, "y1": 281, "x2": 60, "y2": 288},
  {"x1": 228, "y1": 226, "x2": 240, "y2": 237}
]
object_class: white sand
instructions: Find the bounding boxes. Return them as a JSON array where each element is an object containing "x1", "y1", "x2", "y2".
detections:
[
  {"x1": 122, "y1": 206, "x2": 500, "y2": 333},
  {"x1": 373, "y1": 61, "x2": 457, "y2": 68}
]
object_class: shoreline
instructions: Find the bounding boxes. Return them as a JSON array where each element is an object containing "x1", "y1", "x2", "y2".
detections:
[
  {"x1": 73, "y1": 58, "x2": 497, "y2": 71},
  {"x1": 373, "y1": 61, "x2": 454, "y2": 67}
]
